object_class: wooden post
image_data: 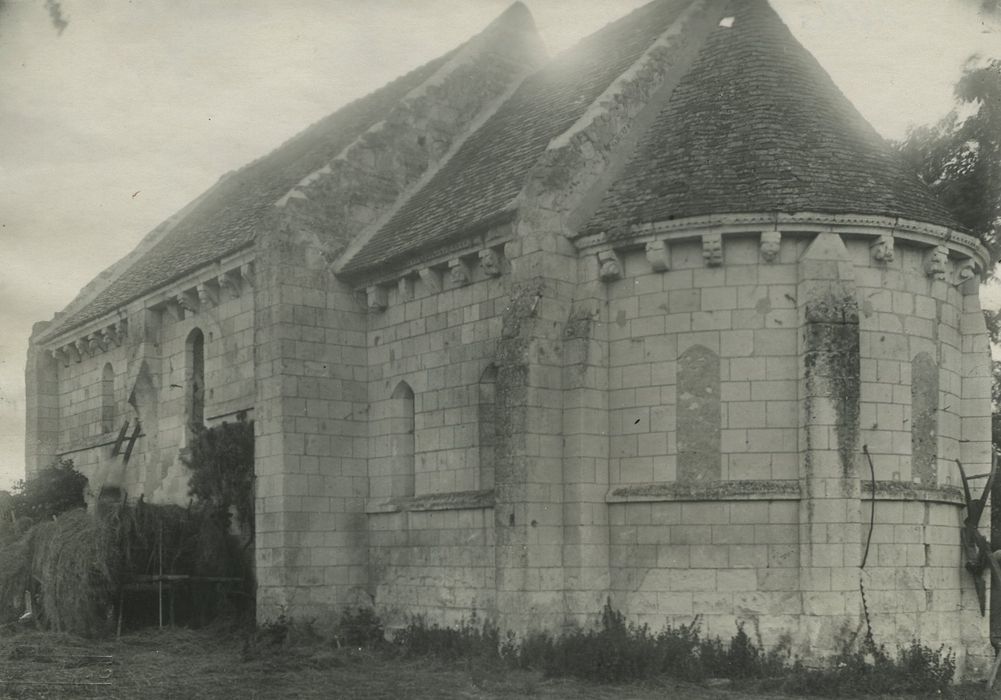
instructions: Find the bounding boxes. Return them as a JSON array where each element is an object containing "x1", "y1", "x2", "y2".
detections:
[{"x1": 157, "y1": 521, "x2": 163, "y2": 629}]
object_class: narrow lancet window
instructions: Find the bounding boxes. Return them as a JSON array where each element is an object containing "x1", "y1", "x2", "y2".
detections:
[
  {"x1": 101, "y1": 363, "x2": 115, "y2": 433},
  {"x1": 186, "y1": 328, "x2": 205, "y2": 431},
  {"x1": 390, "y1": 381, "x2": 415, "y2": 497}
]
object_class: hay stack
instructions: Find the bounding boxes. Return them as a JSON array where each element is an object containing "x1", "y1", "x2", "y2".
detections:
[
  {"x1": 0, "y1": 532, "x2": 31, "y2": 623},
  {"x1": 0, "y1": 503, "x2": 245, "y2": 637},
  {"x1": 29, "y1": 510, "x2": 118, "y2": 636}
]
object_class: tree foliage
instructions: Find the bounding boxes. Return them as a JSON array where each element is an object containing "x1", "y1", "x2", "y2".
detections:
[
  {"x1": 184, "y1": 415, "x2": 255, "y2": 534},
  {"x1": 897, "y1": 56, "x2": 1001, "y2": 253},
  {"x1": 8, "y1": 457, "x2": 87, "y2": 524}
]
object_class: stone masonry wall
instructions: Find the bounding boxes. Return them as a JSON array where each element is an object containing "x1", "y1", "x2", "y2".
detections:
[
  {"x1": 364, "y1": 251, "x2": 511, "y2": 625},
  {"x1": 42, "y1": 283, "x2": 255, "y2": 504},
  {"x1": 366, "y1": 267, "x2": 508, "y2": 496},
  {"x1": 605, "y1": 236, "x2": 801, "y2": 486},
  {"x1": 853, "y1": 240, "x2": 964, "y2": 485},
  {"x1": 254, "y1": 237, "x2": 369, "y2": 621},
  {"x1": 593, "y1": 229, "x2": 987, "y2": 666},
  {"x1": 609, "y1": 499, "x2": 801, "y2": 642}
]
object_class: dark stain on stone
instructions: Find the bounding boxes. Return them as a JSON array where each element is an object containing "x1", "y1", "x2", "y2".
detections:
[
  {"x1": 565, "y1": 306, "x2": 595, "y2": 339},
  {"x1": 803, "y1": 292, "x2": 860, "y2": 476},
  {"x1": 616, "y1": 309, "x2": 628, "y2": 327},
  {"x1": 755, "y1": 297, "x2": 772, "y2": 314}
]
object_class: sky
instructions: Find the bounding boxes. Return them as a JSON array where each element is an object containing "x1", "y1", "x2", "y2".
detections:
[{"x1": 0, "y1": 0, "x2": 998, "y2": 491}]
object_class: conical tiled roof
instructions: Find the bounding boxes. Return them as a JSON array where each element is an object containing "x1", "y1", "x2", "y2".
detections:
[{"x1": 586, "y1": 0, "x2": 961, "y2": 238}]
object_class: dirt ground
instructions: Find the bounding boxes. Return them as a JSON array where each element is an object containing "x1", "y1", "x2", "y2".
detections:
[{"x1": 0, "y1": 627, "x2": 991, "y2": 700}]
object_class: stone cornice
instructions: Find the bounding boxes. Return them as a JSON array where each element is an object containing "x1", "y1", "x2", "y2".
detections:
[
  {"x1": 578, "y1": 212, "x2": 991, "y2": 276},
  {"x1": 607, "y1": 479, "x2": 801, "y2": 502},
  {"x1": 862, "y1": 480, "x2": 964, "y2": 506},
  {"x1": 365, "y1": 488, "x2": 496, "y2": 514},
  {"x1": 38, "y1": 250, "x2": 256, "y2": 356}
]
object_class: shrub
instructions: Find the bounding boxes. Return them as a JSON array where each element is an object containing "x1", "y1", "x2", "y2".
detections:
[
  {"x1": 394, "y1": 610, "x2": 501, "y2": 661},
  {"x1": 185, "y1": 416, "x2": 255, "y2": 533},
  {"x1": 335, "y1": 607, "x2": 384, "y2": 648},
  {"x1": 9, "y1": 458, "x2": 86, "y2": 524},
  {"x1": 511, "y1": 600, "x2": 786, "y2": 684},
  {"x1": 241, "y1": 602, "x2": 958, "y2": 697},
  {"x1": 777, "y1": 638, "x2": 956, "y2": 697}
]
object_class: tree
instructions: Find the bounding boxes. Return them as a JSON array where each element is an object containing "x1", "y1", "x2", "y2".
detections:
[
  {"x1": 184, "y1": 415, "x2": 255, "y2": 535},
  {"x1": 897, "y1": 56, "x2": 1001, "y2": 254},
  {"x1": 9, "y1": 457, "x2": 87, "y2": 523}
]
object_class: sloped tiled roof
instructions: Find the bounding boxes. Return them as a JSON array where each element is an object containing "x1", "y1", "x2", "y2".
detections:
[
  {"x1": 44, "y1": 47, "x2": 460, "y2": 339},
  {"x1": 585, "y1": 0, "x2": 962, "y2": 238},
  {"x1": 340, "y1": 0, "x2": 696, "y2": 277}
]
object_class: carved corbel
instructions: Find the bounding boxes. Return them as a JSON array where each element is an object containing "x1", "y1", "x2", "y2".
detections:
[
  {"x1": 956, "y1": 259, "x2": 978, "y2": 291},
  {"x1": 50, "y1": 347, "x2": 69, "y2": 367},
  {"x1": 63, "y1": 344, "x2": 81, "y2": 364},
  {"x1": 176, "y1": 290, "x2": 199, "y2": 315},
  {"x1": 597, "y1": 250, "x2": 622, "y2": 282},
  {"x1": 449, "y1": 258, "x2": 471, "y2": 286},
  {"x1": 419, "y1": 267, "x2": 442, "y2": 294},
  {"x1": 760, "y1": 230, "x2": 781, "y2": 263},
  {"x1": 163, "y1": 299, "x2": 183, "y2": 323},
  {"x1": 645, "y1": 240, "x2": 669, "y2": 272},
  {"x1": 115, "y1": 319, "x2": 128, "y2": 342},
  {"x1": 870, "y1": 234, "x2": 894, "y2": 264},
  {"x1": 478, "y1": 248, "x2": 503, "y2": 277},
  {"x1": 102, "y1": 326, "x2": 120, "y2": 349},
  {"x1": 87, "y1": 333, "x2": 106, "y2": 355},
  {"x1": 218, "y1": 270, "x2": 241, "y2": 299},
  {"x1": 367, "y1": 285, "x2": 388, "y2": 313},
  {"x1": 398, "y1": 276, "x2": 415, "y2": 302},
  {"x1": 73, "y1": 339, "x2": 89, "y2": 361},
  {"x1": 702, "y1": 233, "x2": 723, "y2": 267},
  {"x1": 923, "y1": 245, "x2": 948, "y2": 280},
  {"x1": 240, "y1": 262, "x2": 255, "y2": 289},
  {"x1": 197, "y1": 283, "x2": 218, "y2": 308}
]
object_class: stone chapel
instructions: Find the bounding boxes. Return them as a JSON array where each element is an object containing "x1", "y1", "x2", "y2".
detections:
[{"x1": 25, "y1": 0, "x2": 995, "y2": 672}]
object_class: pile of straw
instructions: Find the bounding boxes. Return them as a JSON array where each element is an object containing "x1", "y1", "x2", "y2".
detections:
[
  {"x1": 0, "y1": 502, "x2": 244, "y2": 637},
  {"x1": 31, "y1": 509, "x2": 117, "y2": 636}
]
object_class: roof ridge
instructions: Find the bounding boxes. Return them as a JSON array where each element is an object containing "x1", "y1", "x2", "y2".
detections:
[
  {"x1": 340, "y1": 0, "x2": 699, "y2": 277},
  {"x1": 39, "y1": 36, "x2": 467, "y2": 341}
]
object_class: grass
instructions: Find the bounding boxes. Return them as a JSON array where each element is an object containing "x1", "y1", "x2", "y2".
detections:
[
  {"x1": 0, "y1": 624, "x2": 995, "y2": 700},
  {"x1": 0, "y1": 626, "x2": 739, "y2": 700}
]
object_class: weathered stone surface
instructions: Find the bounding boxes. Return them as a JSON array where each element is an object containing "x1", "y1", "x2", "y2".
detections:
[
  {"x1": 911, "y1": 352, "x2": 938, "y2": 486},
  {"x1": 677, "y1": 344, "x2": 721, "y2": 482}
]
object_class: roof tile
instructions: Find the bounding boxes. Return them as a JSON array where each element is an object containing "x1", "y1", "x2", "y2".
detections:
[
  {"x1": 341, "y1": 0, "x2": 696, "y2": 276},
  {"x1": 586, "y1": 0, "x2": 961, "y2": 238}
]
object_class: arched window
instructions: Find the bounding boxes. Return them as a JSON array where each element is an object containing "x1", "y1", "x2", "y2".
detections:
[
  {"x1": 186, "y1": 328, "x2": 205, "y2": 430},
  {"x1": 390, "y1": 381, "x2": 415, "y2": 497},
  {"x1": 478, "y1": 365, "x2": 498, "y2": 490},
  {"x1": 101, "y1": 363, "x2": 115, "y2": 433}
]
